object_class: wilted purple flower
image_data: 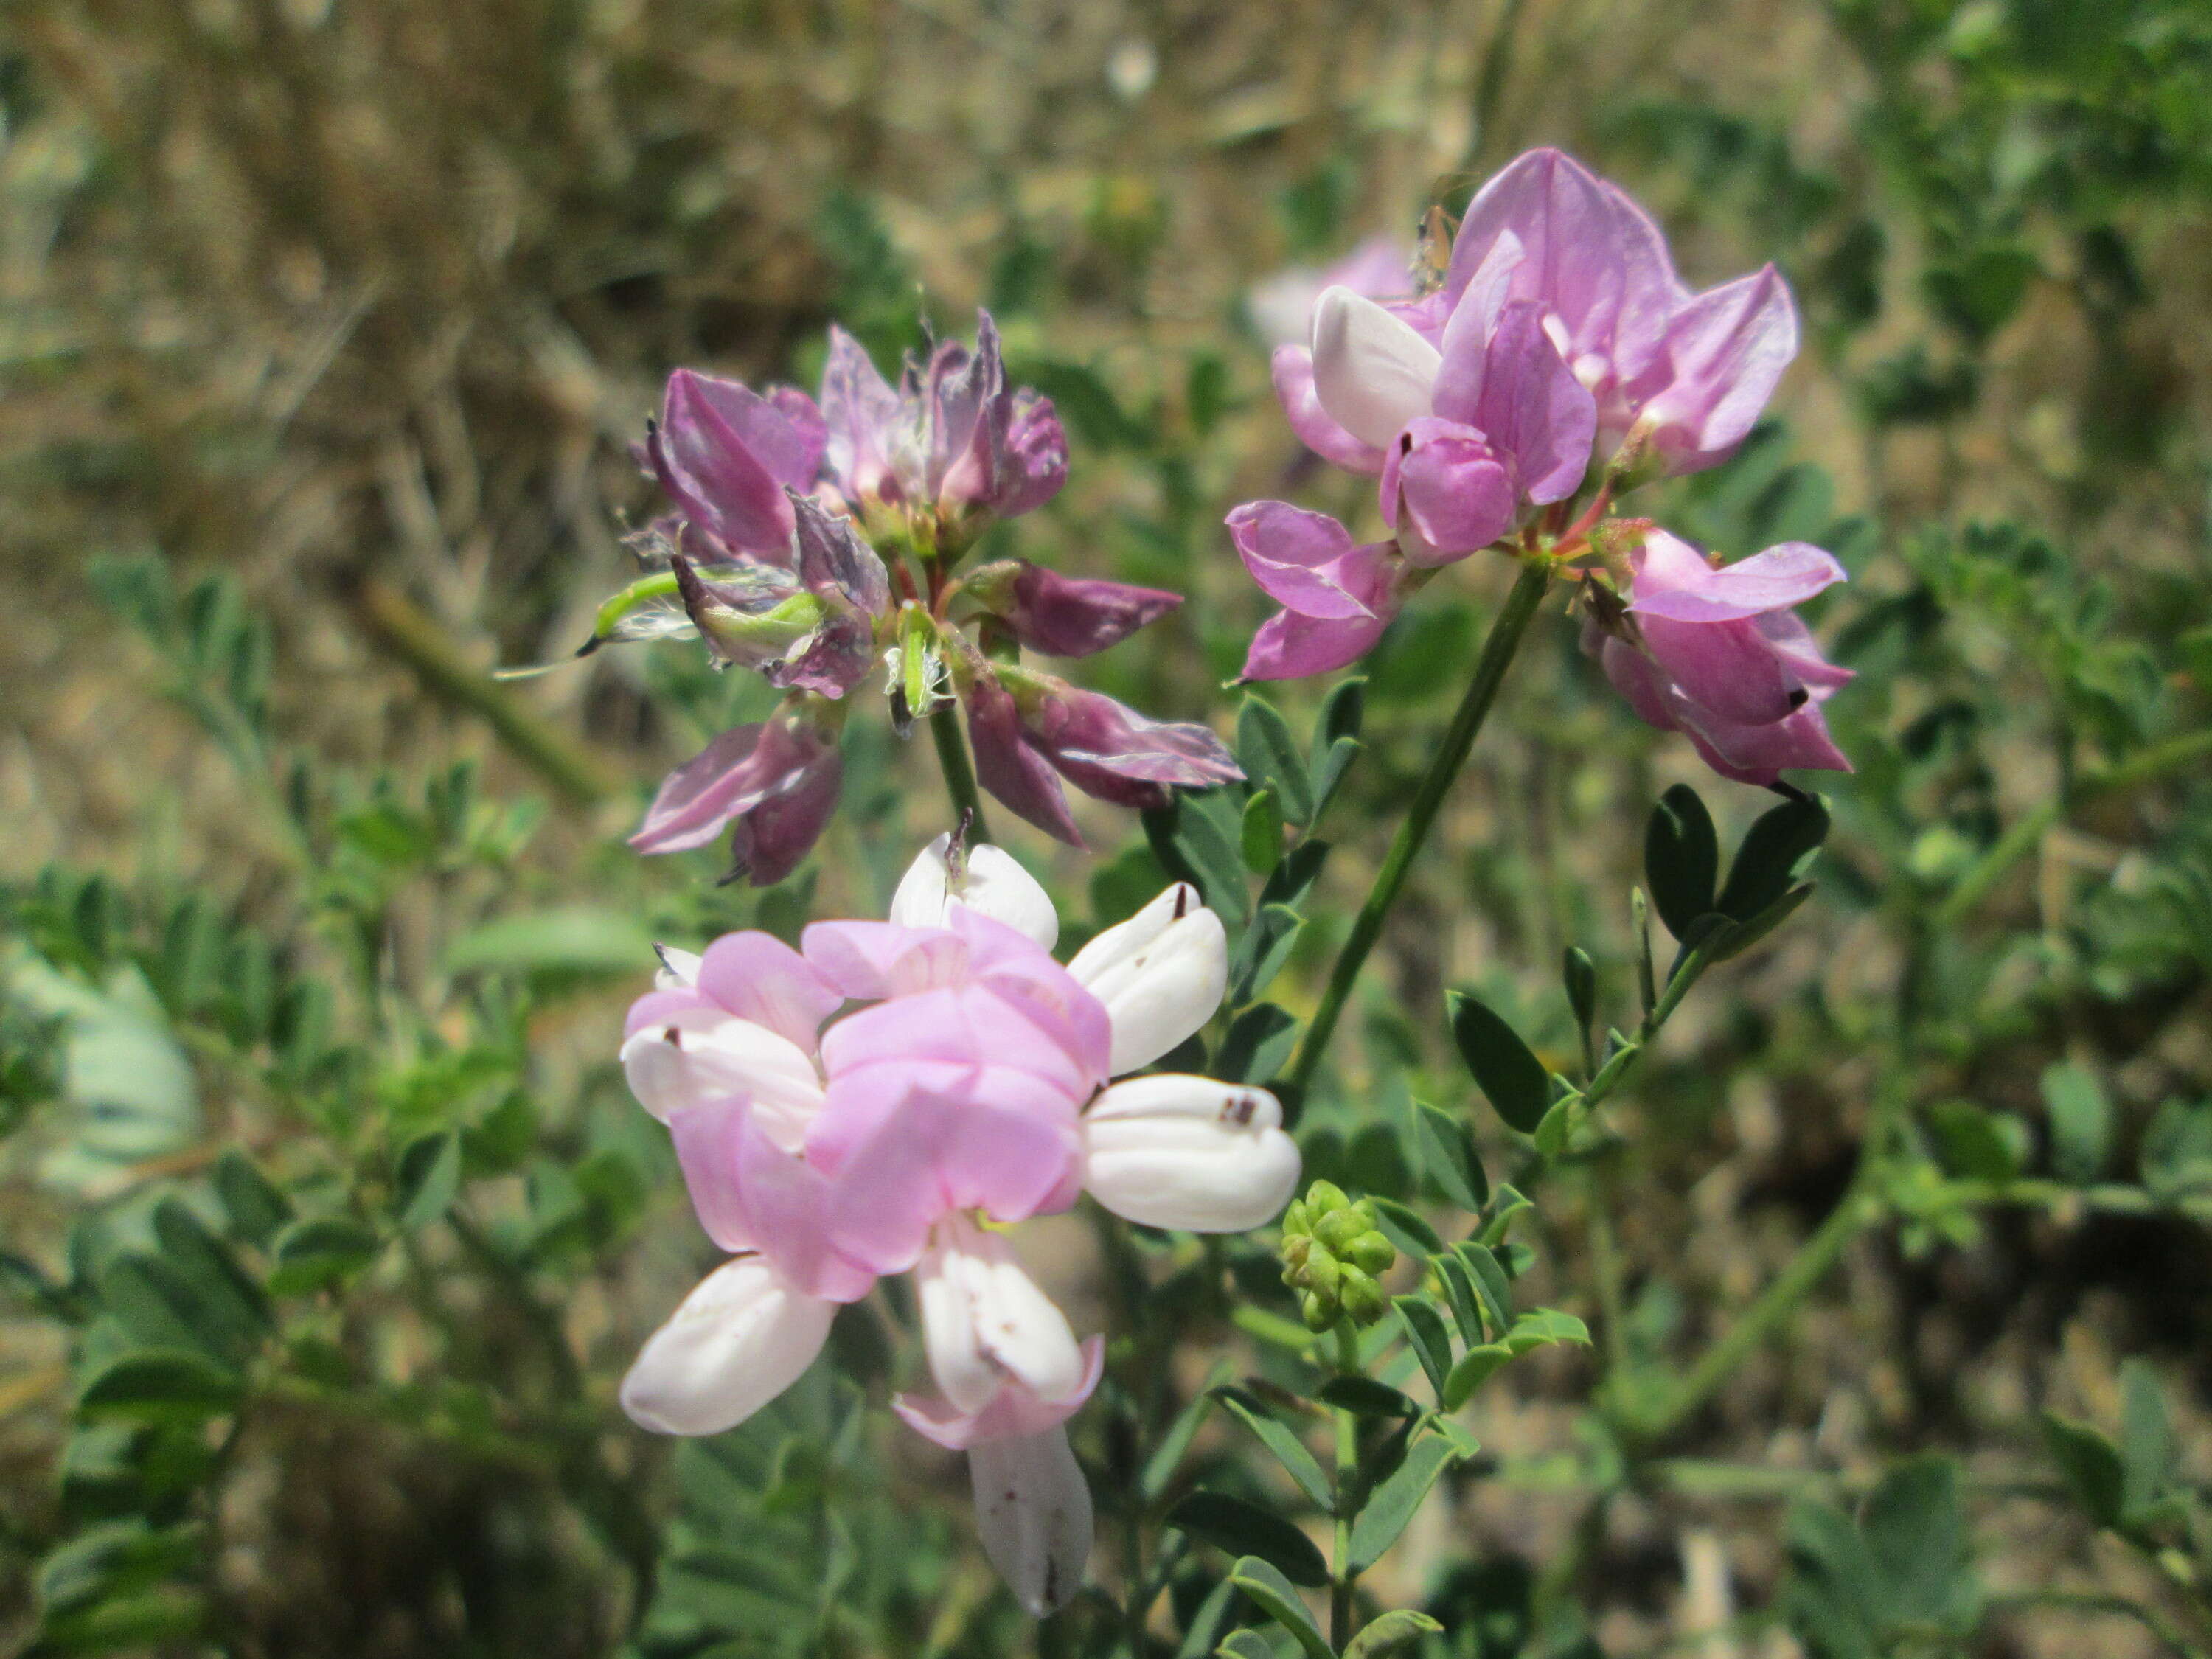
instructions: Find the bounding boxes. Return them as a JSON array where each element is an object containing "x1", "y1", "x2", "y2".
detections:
[
  {"x1": 629, "y1": 700, "x2": 845, "y2": 883},
  {"x1": 1585, "y1": 529, "x2": 1853, "y2": 785},
  {"x1": 967, "y1": 670, "x2": 1240, "y2": 845},
  {"x1": 821, "y1": 313, "x2": 1068, "y2": 527},
  {"x1": 646, "y1": 369, "x2": 827, "y2": 561},
  {"x1": 959, "y1": 560, "x2": 1183, "y2": 658},
  {"x1": 601, "y1": 313, "x2": 1228, "y2": 883},
  {"x1": 1227, "y1": 501, "x2": 1406, "y2": 682}
]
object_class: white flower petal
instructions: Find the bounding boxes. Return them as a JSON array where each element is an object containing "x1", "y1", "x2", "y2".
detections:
[
  {"x1": 889, "y1": 833, "x2": 1060, "y2": 950},
  {"x1": 969, "y1": 1428, "x2": 1093, "y2": 1618},
  {"x1": 619, "y1": 1256, "x2": 836, "y2": 1436},
  {"x1": 1311, "y1": 285, "x2": 1441, "y2": 450},
  {"x1": 619, "y1": 1009, "x2": 824, "y2": 1150},
  {"x1": 1065, "y1": 884, "x2": 1228, "y2": 1074},
  {"x1": 917, "y1": 1215, "x2": 1085, "y2": 1415},
  {"x1": 653, "y1": 944, "x2": 704, "y2": 990},
  {"x1": 1083, "y1": 1075, "x2": 1301, "y2": 1231}
]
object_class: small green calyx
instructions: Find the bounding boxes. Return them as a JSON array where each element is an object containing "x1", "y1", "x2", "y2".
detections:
[{"x1": 1279, "y1": 1180, "x2": 1397, "y2": 1332}]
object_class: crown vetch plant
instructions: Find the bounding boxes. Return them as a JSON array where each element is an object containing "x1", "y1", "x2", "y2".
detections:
[{"x1": 51, "y1": 114, "x2": 2212, "y2": 1659}]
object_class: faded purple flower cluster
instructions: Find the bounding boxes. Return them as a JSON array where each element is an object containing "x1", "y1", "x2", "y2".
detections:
[
  {"x1": 1237, "y1": 148, "x2": 1853, "y2": 786},
  {"x1": 622, "y1": 315, "x2": 1237, "y2": 881}
]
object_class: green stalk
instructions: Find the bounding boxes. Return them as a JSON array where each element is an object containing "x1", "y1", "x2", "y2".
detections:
[
  {"x1": 1935, "y1": 724, "x2": 2212, "y2": 926},
  {"x1": 1624, "y1": 1074, "x2": 1905, "y2": 1444},
  {"x1": 1288, "y1": 560, "x2": 1554, "y2": 1093},
  {"x1": 1329, "y1": 1322, "x2": 1363, "y2": 1650},
  {"x1": 928, "y1": 703, "x2": 992, "y2": 843}
]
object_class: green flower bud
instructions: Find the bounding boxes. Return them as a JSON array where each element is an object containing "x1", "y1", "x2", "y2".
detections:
[
  {"x1": 1315, "y1": 1208, "x2": 1368, "y2": 1253},
  {"x1": 1300, "y1": 1290, "x2": 1335, "y2": 1332},
  {"x1": 1306, "y1": 1180, "x2": 1349, "y2": 1215},
  {"x1": 1350, "y1": 1197, "x2": 1378, "y2": 1229},
  {"x1": 1300, "y1": 1250, "x2": 1341, "y2": 1300},
  {"x1": 1345, "y1": 1231, "x2": 1397, "y2": 1276},
  {"x1": 1281, "y1": 1199, "x2": 1311, "y2": 1238},
  {"x1": 1339, "y1": 1265, "x2": 1386, "y2": 1326},
  {"x1": 1280, "y1": 1235, "x2": 1312, "y2": 1278}
]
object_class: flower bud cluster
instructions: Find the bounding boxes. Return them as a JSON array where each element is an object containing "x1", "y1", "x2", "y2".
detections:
[{"x1": 1280, "y1": 1180, "x2": 1397, "y2": 1330}]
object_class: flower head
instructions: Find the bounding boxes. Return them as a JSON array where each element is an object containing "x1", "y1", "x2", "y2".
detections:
[
  {"x1": 591, "y1": 316, "x2": 1228, "y2": 882},
  {"x1": 618, "y1": 836, "x2": 1301, "y2": 1615},
  {"x1": 1226, "y1": 148, "x2": 1846, "y2": 781},
  {"x1": 821, "y1": 313, "x2": 1068, "y2": 534},
  {"x1": 1584, "y1": 529, "x2": 1854, "y2": 785}
]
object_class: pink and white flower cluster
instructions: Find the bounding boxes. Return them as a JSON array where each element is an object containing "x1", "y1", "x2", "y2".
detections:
[
  {"x1": 1237, "y1": 147, "x2": 1853, "y2": 787},
  {"x1": 618, "y1": 836, "x2": 1300, "y2": 1615}
]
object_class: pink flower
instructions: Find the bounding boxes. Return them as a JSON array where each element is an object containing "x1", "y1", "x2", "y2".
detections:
[
  {"x1": 959, "y1": 559, "x2": 1184, "y2": 659},
  {"x1": 1269, "y1": 149, "x2": 1797, "y2": 496},
  {"x1": 1298, "y1": 282, "x2": 1596, "y2": 560},
  {"x1": 618, "y1": 837, "x2": 1301, "y2": 1615},
  {"x1": 964, "y1": 669, "x2": 1242, "y2": 846},
  {"x1": 1439, "y1": 147, "x2": 1798, "y2": 476},
  {"x1": 1227, "y1": 501, "x2": 1404, "y2": 682},
  {"x1": 1587, "y1": 529, "x2": 1854, "y2": 785},
  {"x1": 627, "y1": 700, "x2": 844, "y2": 884}
]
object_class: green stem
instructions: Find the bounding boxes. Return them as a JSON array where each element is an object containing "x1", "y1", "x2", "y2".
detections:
[
  {"x1": 355, "y1": 578, "x2": 622, "y2": 806},
  {"x1": 1330, "y1": 1322, "x2": 1363, "y2": 1650},
  {"x1": 1628, "y1": 1158, "x2": 1886, "y2": 1443},
  {"x1": 1935, "y1": 724, "x2": 2212, "y2": 926},
  {"x1": 928, "y1": 703, "x2": 992, "y2": 843},
  {"x1": 1288, "y1": 560, "x2": 1554, "y2": 1093}
]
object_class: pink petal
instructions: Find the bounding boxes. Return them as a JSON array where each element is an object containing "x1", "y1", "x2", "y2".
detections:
[
  {"x1": 800, "y1": 920, "x2": 971, "y2": 1001},
  {"x1": 684, "y1": 372, "x2": 826, "y2": 493},
  {"x1": 1227, "y1": 501, "x2": 1375, "y2": 619},
  {"x1": 622, "y1": 987, "x2": 716, "y2": 1040},
  {"x1": 1270, "y1": 347, "x2": 1388, "y2": 474},
  {"x1": 1381, "y1": 417, "x2": 1517, "y2": 562},
  {"x1": 669, "y1": 1098, "x2": 757, "y2": 1253},
  {"x1": 892, "y1": 1338, "x2": 1106, "y2": 1451},
  {"x1": 696, "y1": 930, "x2": 844, "y2": 1048},
  {"x1": 657, "y1": 372, "x2": 799, "y2": 554},
  {"x1": 1757, "y1": 609, "x2": 1855, "y2": 696},
  {"x1": 1638, "y1": 613, "x2": 1801, "y2": 726},
  {"x1": 1240, "y1": 605, "x2": 1392, "y2": 681},
  {"x1": 1680, "y1": 701, "x2": 1852, "y2": 785},
  {"x1": 1628, "y1": 538, "x2": 1846, "y2": 622},
  {"x1": 1632, "y1": 265, "x2": 1799, "y2": 473},
  {"x1": 1432, "y1": 299, "x2": 1596, "y2": 506},
  {"x1": 967, "y1": 679, "x2": 1085, "y2": 848}
]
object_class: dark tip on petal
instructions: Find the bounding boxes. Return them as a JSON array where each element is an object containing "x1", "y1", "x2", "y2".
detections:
[
  {"x1": 1172, "y1": 886, "x2": 1190, "y2": 920},
  {"x1": 1787, "y1": 686, "x2": 1809, "y2": 710},
  {"x1": 573, "y1": 635, "x2": 602, "y2": 658},
  {"x1": 663, "y1": 1026, "x2": 683, "y2": 1048}
]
